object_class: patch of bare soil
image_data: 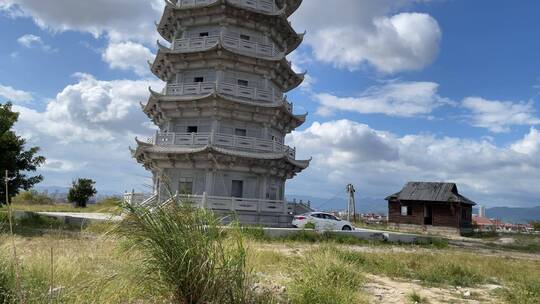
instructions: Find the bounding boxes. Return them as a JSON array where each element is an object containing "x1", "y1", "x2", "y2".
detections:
[{"x1": 363, "y1": 274, "x2": 502, "y2": 304}]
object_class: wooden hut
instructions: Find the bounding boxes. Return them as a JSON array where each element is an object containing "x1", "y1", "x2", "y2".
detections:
[{"x1": 385, "y1": 182, "x2": 476, "y2": 235}]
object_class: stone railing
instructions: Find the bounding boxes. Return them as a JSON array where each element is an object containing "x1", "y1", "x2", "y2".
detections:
[
  {"x1": 177, "y1": 0, "x2": 278, "y2": 14},
  {"x1": 173, "y1": 36, "x2": 219, "y2": 52},
  {"x1": 123, "y1": 192, "x2": 155, "y2": 206},
  {"x1": 125, "y1": 192, "x2": 312, "y2": 215},
  {"x1": 173, "y1": 34, "x2": 282, "y2": 58},
  {"x1": 166, "y1": 82, "x2": 290, "y2": 110},
  {"x1": 151, "y1": 132, "x2": 296, "y2": 158},
  {"x1": 228, "y1": 0, "x2": 277, "y2": 14}
]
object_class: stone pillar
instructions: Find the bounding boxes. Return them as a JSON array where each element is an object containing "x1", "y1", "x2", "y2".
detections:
[
  {"x1": 205, "y1": 170, "x2": 214, "y2": 196},
  {"x1": 260, "y1": 175, "x2": 268, "y2": 200}
]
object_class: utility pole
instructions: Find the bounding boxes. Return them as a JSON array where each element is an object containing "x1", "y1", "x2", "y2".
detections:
[{"x1": 346, "y1": 184, "x2": 356, "y2": 222}]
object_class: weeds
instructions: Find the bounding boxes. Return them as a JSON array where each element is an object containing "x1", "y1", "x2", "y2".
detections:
[
  {"x1": 407, "y1": 290, "x2": 429, "y2": 303},
  {"x1": 288, "y1": 246, "x2": 366, "y2": 304},
  {"x1": 0, "y1": 255, "x2": 14, "y2": 304},
  {"x1": 116, "y1": 202, "x2": 254, "y2": 304}
]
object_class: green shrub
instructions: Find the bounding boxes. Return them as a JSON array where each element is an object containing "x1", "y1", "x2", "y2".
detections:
[
  {"x1": 12, "y1": 190, "x2": 52, "y2": 205},
  {"x1": 116, "y1": 202, "x2": 254, "y2": 304},
  {"x1": 17, "y1": 213, "x2": 64, "y2": 230}
]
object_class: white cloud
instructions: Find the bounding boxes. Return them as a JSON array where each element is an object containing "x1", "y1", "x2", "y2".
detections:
[
  {"x1": 14, "y1": 73, "x2": 162, "y2": 143},
  {"x1": 1, "y1": 0, "x2": 163, "y2": 43},
  {"x1": 103, "y1": 42, "x2": 155, "y2": 76},
  {"x1": 11, "y1": 74, "x2": 163, "y2": 191},
  {"x1": 292, "y1": 1, "x2": 441, "y2": 73},
  {"x1": 462, "y1": 97, "x2": 540, "y2": 133},
  {"x1": 17, "y1": 34, "x2": 41, "y2": 47},
  {"x1": 17, "y1": 34, "x2": 57, "y2": 52},
  {"x1": 0, "y1": 84, "x2": 33, "y2": 102},
  {"x1": 41, "y1": 159, "x2": 82, "y2": 172},
  {"x1": 511, "y1": 128, "x2": 540, "y2": 155},
  {"x1": 288, "y1": 120, "x2": 540, "y2": 207},
  {"x1": 315, "y1": 81, "x2": 450, "y2": 117}
]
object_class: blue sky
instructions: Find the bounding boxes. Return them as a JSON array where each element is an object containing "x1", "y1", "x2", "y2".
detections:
[{"x1": 1, "y1": 0, "x2": 540, "y2": 207}]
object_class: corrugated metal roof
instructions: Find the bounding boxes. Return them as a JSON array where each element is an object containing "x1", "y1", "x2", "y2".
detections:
[{"x1": 386, "y1": 182, "x2": 476, "y2": 205}]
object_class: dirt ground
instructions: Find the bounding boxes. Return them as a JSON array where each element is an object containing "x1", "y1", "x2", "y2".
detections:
[{"x1": 363, "y1": 274, "x2": 502, "y2": 304}]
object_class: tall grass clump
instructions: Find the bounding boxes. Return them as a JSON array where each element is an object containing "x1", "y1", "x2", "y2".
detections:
[
  {"x1": 0, "y1": 255, "x2": 15, "y2": 304},
  {"x1": 288, "y1": 246, "x2": 366, "y2": 304},
  {"x1": 116, "y1": 202, "x2": 252, "y2": 304}
]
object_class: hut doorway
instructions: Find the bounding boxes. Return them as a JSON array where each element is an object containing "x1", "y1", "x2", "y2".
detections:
[{"x1": 424, "y1": 205, "x2": 433, "y2": 225}]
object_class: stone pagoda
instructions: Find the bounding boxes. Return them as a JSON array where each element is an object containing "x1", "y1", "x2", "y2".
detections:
[{"x1": 130, "y1": 0, "x2": 311, "y2": 226}]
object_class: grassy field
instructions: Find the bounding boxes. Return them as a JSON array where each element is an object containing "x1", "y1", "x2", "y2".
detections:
[
  {"x1": 0, "y1": 198, "x2": 122, "y2": 215},
  {"x1": 1, "y1": 229, "x2": 539, "y2": 302}
]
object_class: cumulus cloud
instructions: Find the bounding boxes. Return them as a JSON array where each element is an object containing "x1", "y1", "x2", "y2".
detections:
[
  {"x1": 11, "y1": 74, "x2": 163, "y2": 191},
  {"x1": 14, "y1": 73, "x2": 162, "y2": 143},
  {"x1": 0, "y1": 84, "x2": 33, "y2": 103},
  {"x1": 103, "y1": 42, "x2": 155, "y2": 76},
  {"x1": 17, "y1": 34, "x2": 56, "y2": 52},
  {"x1": 315, "y1": 81, "x2": 451, "y2": 117},
  {"x1": 288, "y1": 120, "x2": 540, "y2": 206},
  {"x1": 0, "y1": 0, "x2": 163, "y2": 43},
  {"x1": 292, "y1": 0, "x2": 441, "y2": 73},
  {"x1": 462, "y1": 97, "x2": 540, "y2": 133}
]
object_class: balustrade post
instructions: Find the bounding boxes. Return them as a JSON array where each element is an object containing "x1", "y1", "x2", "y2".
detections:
[
  {"x1": 172, "y1": 133, "x2": 176, "y2": 145},
  {"x1": 154, "y1": 130, "x2": 159, "y2": 145},
  {"x1": 283, "y1": 200, "x2": 288, "y2": 215},
  {"x1": 202, "y1": 191, "x2": 207, "y2": 208}
]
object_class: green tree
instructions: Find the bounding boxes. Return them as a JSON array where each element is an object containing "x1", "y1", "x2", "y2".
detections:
[
  {"x1": 0, "y1": 102, "x2": 45, "y2": 205},
  {"x1": 532, "y1": 221, "x2": 540, "y2": 231},
  {"x1": 68, "y1": 178, "x2": 97, "y2": 208}
]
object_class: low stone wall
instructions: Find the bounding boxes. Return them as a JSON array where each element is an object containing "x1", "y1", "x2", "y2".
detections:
[
  {"x1": 388, "y1": 223, "x2": 462, "y2": 236},
  {"x1": 260, "y1": 228, "x2": 433, "y2": 244}
]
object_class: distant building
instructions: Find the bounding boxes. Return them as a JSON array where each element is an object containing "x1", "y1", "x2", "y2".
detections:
[
  {"x1": 478, "y1": 205, "x2": 486, "y2": 218},
  {"x1": 472, "y1": 215, "x2": 495, "y2": 232},
  {"x1": 385, "y1": 182, "x2": 476, "y2": 235}
]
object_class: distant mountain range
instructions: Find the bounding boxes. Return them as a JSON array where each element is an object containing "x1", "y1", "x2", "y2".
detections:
[{"x1": 478, "y1": 206, "x2": 540, "y2": 224}]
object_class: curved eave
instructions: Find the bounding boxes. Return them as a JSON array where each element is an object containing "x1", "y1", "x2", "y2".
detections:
[
  {"x1": 133, "y1": 144, "x2": 310, "y2": 170},
  {"x1": 144, "y1": 89, "x2": 305, "y2": 127}
]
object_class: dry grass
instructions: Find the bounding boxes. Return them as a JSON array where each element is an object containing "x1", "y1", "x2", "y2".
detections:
[
  {"x1": 0, "y1": 197, "x2": 122, "y2": 215},
  {"x1": 1, "y1": 216, "x2": 539, "y2": 303}
]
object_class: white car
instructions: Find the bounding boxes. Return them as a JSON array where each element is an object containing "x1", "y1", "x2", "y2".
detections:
[{"x1": 292, "y1": 212, "x2": 354, "y2": 231}]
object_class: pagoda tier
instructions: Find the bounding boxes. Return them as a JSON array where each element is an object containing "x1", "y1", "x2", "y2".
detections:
[
  {"x1": 143, "y1": 88, "x2": 306, "y2": 133},
  {"x1": 150, "y1": 42, "x2": 304, "y2": 92},
  {"x1": 157, "y1": 0, "x2": 304, "y2": 54},
  {"x1": 132, "y1": 140, "x2": 309, "y2": 178}
]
